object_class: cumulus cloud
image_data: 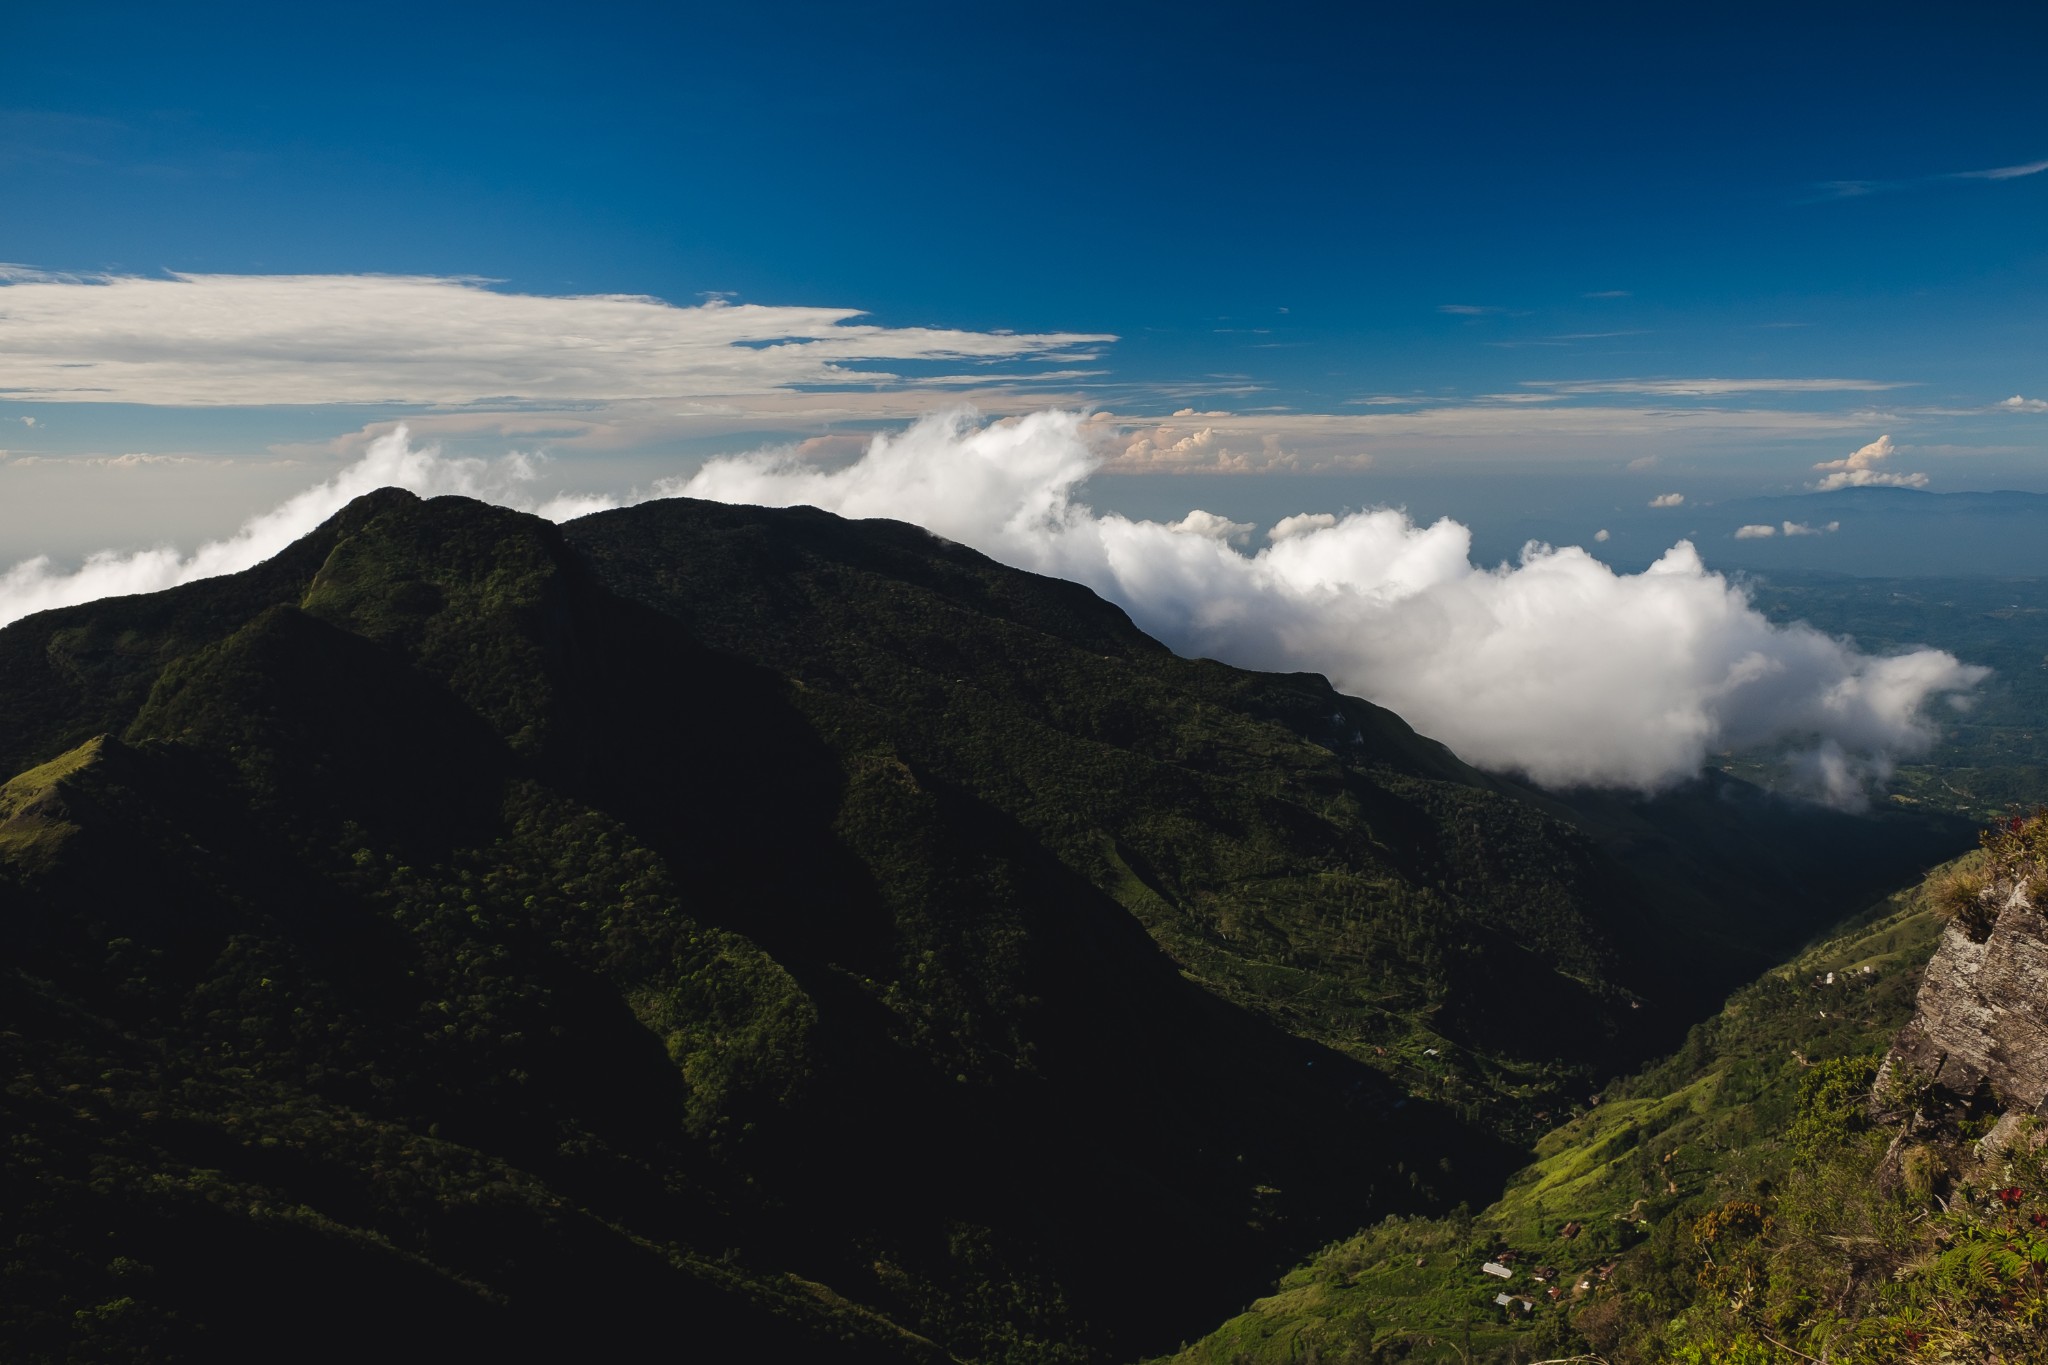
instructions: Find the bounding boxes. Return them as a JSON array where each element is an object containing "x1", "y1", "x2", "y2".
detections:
[
  {"x1": 1649, "y1": 492, "x2": 1686, "y2": 508},
  {"x1": 671, "y1": 409, "x2": 1984, "y2": 800},
  {"x1": 0, "y1": 427, "x2": 614, "y2": 625},
  {"x1": 0, "y1": 270, "x2": 1112, "y2": 407},
  {"x1": 1594, "y1": 528, "x2": 1611, "y2": 542},
  {"x1": 1270, "y1": 513, "x2": 1339, "y2": 541},
  {"x1": 1999, "y1": 395, "x2": 2048, "y2": 413},
  {"x1": 1168, "y1": 510, "x2": 1254, "y2": 544},
  {"x1": 1781, "y1": 520, "x2": 1839, "y2": 537},
  {"x1": 1734, "y1": 524, "x2": 1777, "y2": 539},
  {"x1": 3, "y1": 410, "x2": 1988, "y2": 804},
  {"x1": 1811, "y1": 434, "x2": 1929, "y2": 490},
  {"x1": 1109, "y1": 415, "x2": 1360, "y2": 474}
]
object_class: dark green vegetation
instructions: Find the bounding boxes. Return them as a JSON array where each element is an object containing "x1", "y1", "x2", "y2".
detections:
[
  {"x1": 566, "y1": 500, "x2": 1968, "y2": 1096},
  {"x1": 1165, "y1": 818, "x2": 2048, "y2": 1364},
  {"x1": 1731, "y1": 573, "x2": 2048, "y2": 822},
  {"x1": 1161, "y1": 859, "x2": 1949, "y2": 1362},
  {"x1": 0, "y1": 491, "x2": 1979, "y2": 1363}
]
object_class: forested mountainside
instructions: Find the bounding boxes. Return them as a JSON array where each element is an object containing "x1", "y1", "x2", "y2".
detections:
[
  {"x1": 1168, "y1": 814, "x2": 2048, "y2": 1365},
  {"x1": 0, "y1": 490, "x2": 1971, "y2": 1363},
  {"x1": 563, "y1": 499, "x2": 1969, "y2": 1047}
]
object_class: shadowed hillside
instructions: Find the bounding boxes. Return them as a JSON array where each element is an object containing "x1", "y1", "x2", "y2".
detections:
[{"x1": 0, "y1": 491, "x2": 1974, "y2": 1363}]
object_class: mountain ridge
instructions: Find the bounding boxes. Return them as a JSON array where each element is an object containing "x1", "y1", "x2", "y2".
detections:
[{"x1": 0, "y1": 488, "x2": 1977, "y2": 1363}]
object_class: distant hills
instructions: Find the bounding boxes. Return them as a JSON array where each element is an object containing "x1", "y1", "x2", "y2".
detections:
[{"x1": 0, "y1": 490, "x2": 1976, "y2": 1362}]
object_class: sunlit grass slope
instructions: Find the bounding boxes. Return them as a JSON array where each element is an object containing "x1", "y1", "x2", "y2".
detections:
[{"x1": 1162, "y1": 862, "x2": 1956, "y2": 1363}]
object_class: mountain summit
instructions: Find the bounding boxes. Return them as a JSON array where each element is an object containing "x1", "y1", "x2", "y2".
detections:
[{"x1": 0, "y1": 490, "x2": 1967, "y2": 1362}]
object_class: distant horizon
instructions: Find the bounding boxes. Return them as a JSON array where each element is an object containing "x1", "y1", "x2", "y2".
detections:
[
  {"x1": 3, "y1": 3, "x2": 2040, "y2": 798},
  {"x1": 4, "y1": 4, "x2": 2045, "y2": 569}
]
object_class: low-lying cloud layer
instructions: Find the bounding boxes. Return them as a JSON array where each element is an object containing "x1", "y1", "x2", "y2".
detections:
[
  {"x1": 673, "y1": 411, "x2": 1984, "y2": 801},
  {"x1": 0, "y1": 432, "x2": 603, "y2": 623},
  {"x1": 0, "y1": 412, "x2": 1987, "y2": 805}
]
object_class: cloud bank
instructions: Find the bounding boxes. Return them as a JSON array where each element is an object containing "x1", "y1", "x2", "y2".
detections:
[
  {"x1": 671, "y1": 410, "x2": 1984, "y2": 801},
  {"x1": 0, "y1": 270, "x2": 1111, "y2": 406},
  {"x1": 0, "y1": 430, "x2": 606, "y2": 623},
  {"x1": 0, "y1": 412, "x2": 1987, "y2": 804}
]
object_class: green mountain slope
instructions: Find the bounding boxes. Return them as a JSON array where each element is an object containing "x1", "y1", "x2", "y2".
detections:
[
  {"x1": 1160, "y1": 828, "x2": 2048, "y2": 1363},
  {"x1": 0, "y1": 490, "x2": 1977, "y2": 1363},
  {"x1": 564, "y1": 498, "x2": 1970, "y2": 1080}
]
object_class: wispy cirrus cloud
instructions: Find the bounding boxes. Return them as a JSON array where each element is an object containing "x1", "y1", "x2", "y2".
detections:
[
  {"x1": 1809, "y1": 156, "x2": 2048, "y2": 201},
  {"x1": 0, "y1": 270, "x2": 1114, "y2": 407},
  {"x1": 1523, "y1": 377, "x2": 1913, "y2": 397}
]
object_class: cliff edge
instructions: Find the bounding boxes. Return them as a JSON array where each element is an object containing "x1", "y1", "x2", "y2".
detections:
[{"x1": 1880, "y1": 815, "x2": 2048, "y2": 1118}]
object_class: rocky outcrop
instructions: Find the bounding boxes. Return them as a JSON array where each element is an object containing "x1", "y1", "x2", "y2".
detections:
[{"x1": 1883, "y1": 878, "x2": 2048, "y2": 1116}]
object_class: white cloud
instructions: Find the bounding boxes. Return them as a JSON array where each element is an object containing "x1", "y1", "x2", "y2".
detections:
[
  {"x1": 671, "y1": 409, "x2": 1983, "y2": 800},
  {"x1": 1594, "y1": 528, "x2": 1611, "y2": 542},
  {"x1": 1954, "y1": 157, "x2": 2048, "y2": 182},
  {"x1": 0, "y1": 271, "x2": 1113, "y2": 407},
  {"x1": 1649, "y1": 492, "x2": 1686, "y2": 508},
  {"x1": 1109, "y1": 417, "x2": 1357, "y2": 474},
  {"x1": 1168, "y1": 510, "x2": 1255, "y2": 544},
  {"x1": 1998, "y1": 395, "x2": 2048, "y2": 413},
  {"x1": 3, "y1": 409, "x2": 1986, "y2": 803},
  {"x1": 0, "y1": 427, "x2": 615, "y2": 624},
  {"x1": 0, "y1": 264, "x2": 1894, "y2": 482},
  {"x1": 1733, "y1": 524, "x2": 1777, "y2": 539},
  {"x1": 1781, "y1": 520, "x2": 1839, "y2": 537},
  {"x1": 1811, "y1": 433, "x2": 1929, "y2": 490},
  {"x1": 19, "y1": 416, "x2": 35, "y2": 428},
  {"x1": 1811, "y1": 157, "x2": 2048, "y2": 201},
  {"x1": 1269, "y1": 513, "x2": 1339, "y2": 542}
]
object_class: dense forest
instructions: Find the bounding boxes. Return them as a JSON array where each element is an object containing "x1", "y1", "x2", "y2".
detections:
[{"x1": 0, "y1": 490, "x2": 1993, "y2": 1362}]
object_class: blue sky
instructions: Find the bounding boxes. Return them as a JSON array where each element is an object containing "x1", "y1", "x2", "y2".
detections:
[{"x1": 3, "y1": 0, "x2": 2045, "y2": 562}]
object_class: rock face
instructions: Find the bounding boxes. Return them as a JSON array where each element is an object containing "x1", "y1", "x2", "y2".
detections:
[{"x1": 1885, "y1": 881, "x2": 2048, "y2": 1115}]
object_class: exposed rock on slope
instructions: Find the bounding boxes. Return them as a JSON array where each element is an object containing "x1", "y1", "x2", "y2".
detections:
[{"x1": 1883, "y1": 822, "x2": 2048, "y2": 1116}]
